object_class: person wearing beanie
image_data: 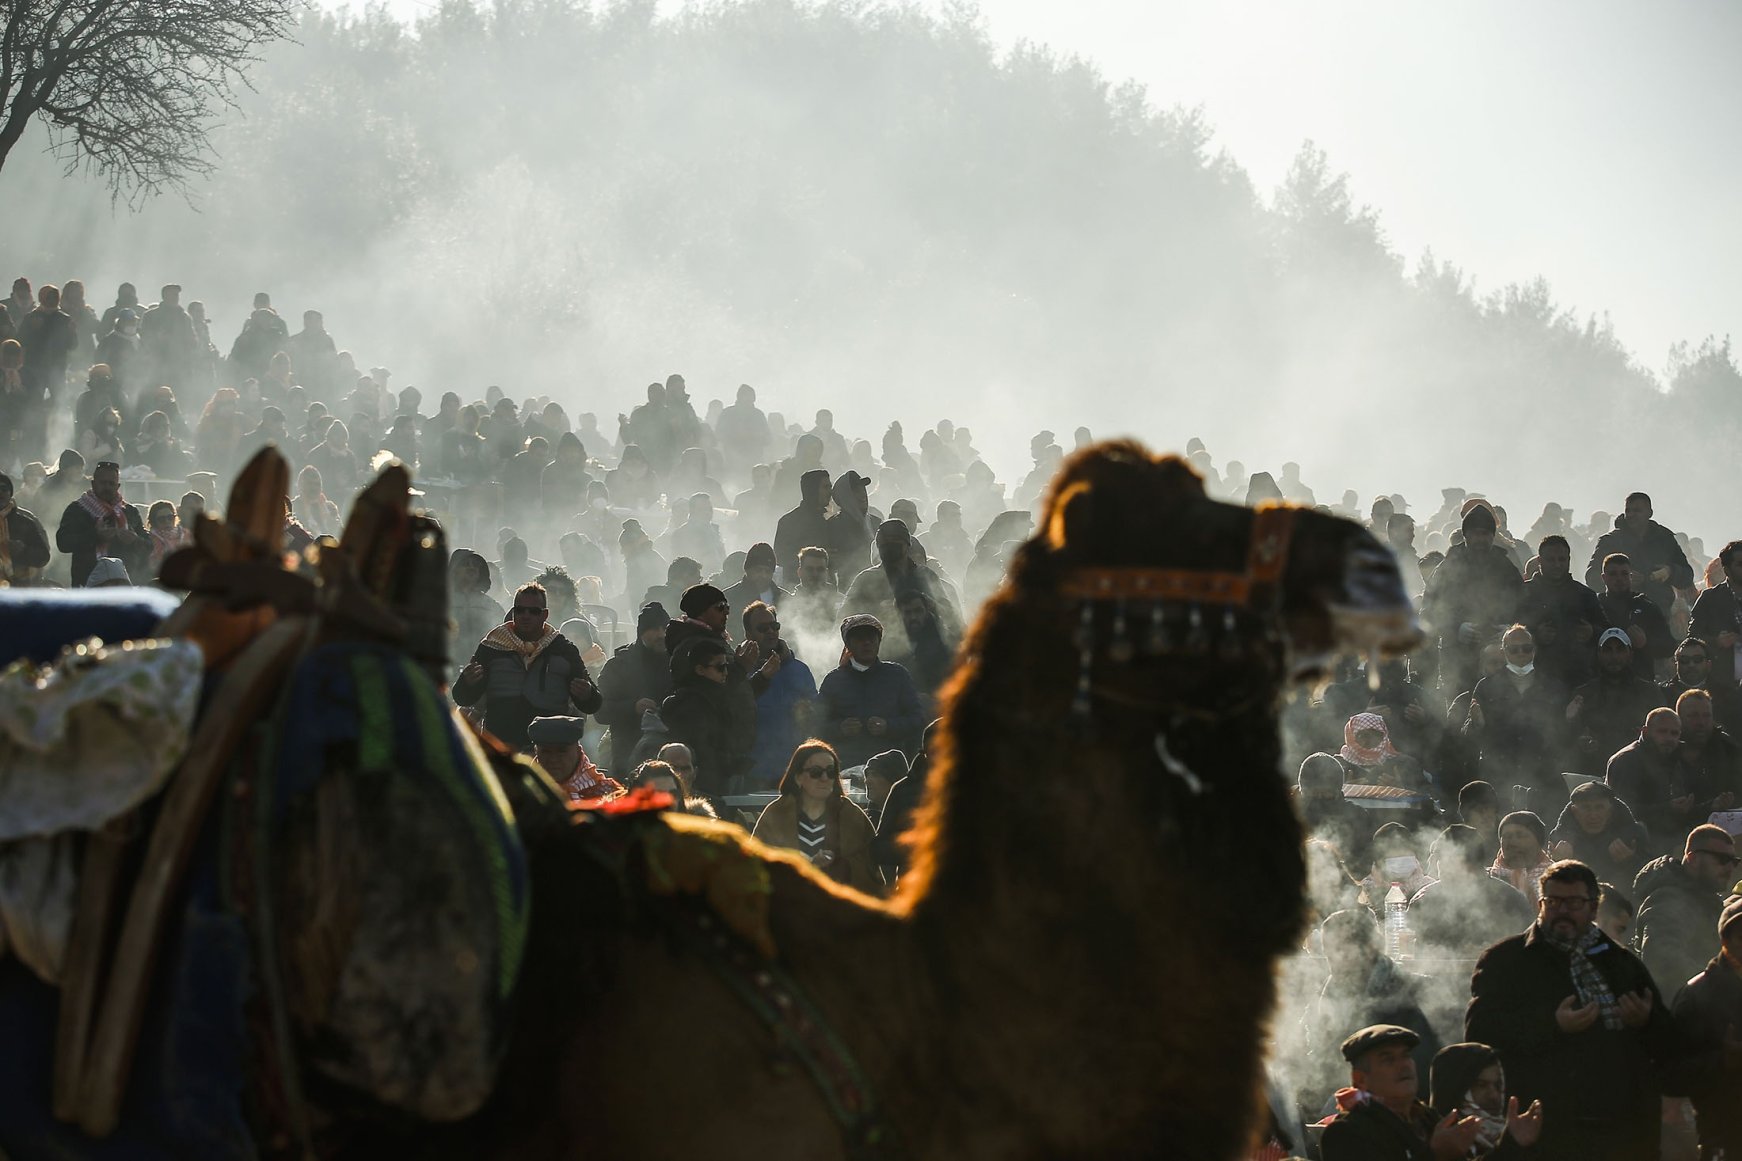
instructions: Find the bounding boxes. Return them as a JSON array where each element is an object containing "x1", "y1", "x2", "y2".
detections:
[
  {"x1": 595, "y1": 602, "x2": 675, "y2": 766},
  {"x1": 1490, "y1": 811, "x2": 1553, "y2": 903},
  {"x1": 1668, "y1": 890, "x2": 1742, "y2": 1157},
  {"x1": 1422, "y1": 501, "x2": 1523, "y2": 695},
  {"x1": 723, "y1": 540, "x2": 790, "y2": 621}
]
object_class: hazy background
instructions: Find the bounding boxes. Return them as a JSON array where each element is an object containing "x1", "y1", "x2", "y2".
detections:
[{"x1": 3, "y1": 0, "x2": 1738, "y2": 542}]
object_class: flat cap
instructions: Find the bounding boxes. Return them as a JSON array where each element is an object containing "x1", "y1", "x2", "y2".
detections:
[
  {"x1": 840, "y1": 613, "x2": 883, "y2": 642},
  {"x1": 526, "y1": 716, "x2": 586, "y2": 746},
  {"x1": 1341, "y1": 1024, "x2": 1420, "y2": 1064}
]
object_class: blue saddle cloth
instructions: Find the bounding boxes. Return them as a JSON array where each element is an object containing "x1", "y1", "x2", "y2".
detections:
[{"x1": 0, "y1": 588, "x2": 181, "y2": 665}]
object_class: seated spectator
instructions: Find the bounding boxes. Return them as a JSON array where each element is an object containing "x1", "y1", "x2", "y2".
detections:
[
  {"x1": 1456, "y1": 782, "x2": 1502, "y2": 858},
  {"x1": 861, "y1": 748, "x2": 907, "y2": 829},
  {"x1": 1409, "y1": 825, "x2": 1534, "y2": 959},
  {"x1": 1662, "y1": 636, "x2": 1742, "y2": 736},
  {"x1": 133, "y1": 410, "x2": 192, "y2": 478},
  {"x1": 722, "y1": 541, "x2": 788, "y2": 620},
  {"x1": 1605, "y1": 706, "x2": 1689, "y2": 854},
  {"x1": 659, "y1": 635, "x2": 754, "y2": 797},
  {"x1": 1297, "y1": 752, "x2": 1373, "y2": 870},
  {"x1": 305, "y1": 418, "x2": 359, "y2": 497},
  {"x1": 1632, "y1": 824, "x2": 1738, "y2": 998},
  {"x1": 1490, "y1": 811, "x2": 1553, "y2": 903},
  {"x1": 292, "y1": 465, "x2": 341, "y2": 538},
  {"x1": 1357, "y1": 821, "x2": 1435, "y2": 908},
  {"x1": 1595, "y1": 551, "x2": 1674, "y2": 681},
  {"x1": 1596, "y1": 882, "x2": 1636, "y2": 949},
  {"x1": 85, "y1": 556, "x2": 133, "y2": 587},
  {"x1": 751, "y1": 739, "x2": 880, "y2": 893},
  {"x1": 817, "y1": 614, "x2": 923, "y2": 769},
  {"x1": 1567, "y1": 629, "x2": 1666, "y2": 777},
  {"x1": 629, "y1": 758, "x2": 683, "y2": 800},
  {"x1": 1550, "y1": 781, "x2": 1647, "y2": 892},
  {"x1": 1671, "y1": 688, "x2": 1740, "y2": 820},
  {"x1": 1318, "y1": 1026, "x2": 1468, "y2": 1161},
  {"x1": 1425, "y1": 1042, "x2": 1543, "y2": 1159},
  {"x1": 1336, "y1": 712, "x2": 1429, "y2": 793},
  {"x1": 643, "y1": 555, "x2": 703, "y2": 615},
  {"x1": 528, "y1": 714, "x2": 622, "y2": 804},
  {"x1": 77, "y1": 406, "x2": 125, "y2": 466},
  {"x1": 1464, "y1": 624, "x2": 1569, "y2": 815},
  {"x1": 144, "y1": 500, "x2": 190, "y2": 576}
]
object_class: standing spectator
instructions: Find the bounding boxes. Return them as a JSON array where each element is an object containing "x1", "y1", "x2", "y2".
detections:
[
  {"x1": 98, "y1": 283, "x2": 139, "y2": 335},
  {"x1": 1567, "y1": 629, "x2": 1667, "y2": 777},
  {"x1": 595, "y1": 603, "x2": 674, "y2": 770},
  {"x1": 1519, "y1": 534, "x2": 1604, "y2": 688},
  {"x1": 1632, "y1": 824, "x2": 1738, "y2": 998},
  {"x1": 1689, "y1": 539, "x2": 1742, "y2": 690},
  {"x1": 16, "y1": 284, "x2": 77, "y2": 455},
  {"x1": 1666, "y1": 897, "x2": 1742, "y2": 1159},
  {"x1": 304, "y1": 419, "x2": 358, "y2": 497},
  {"x1": 773, "y1": 467, "x2": 834, "y2": 583},
  {"x1": 603, "y1": 442, "x2": 660, "y2": 510},
  {"x1": 817, "y1": 614, "x2": 923, "y2": 769},
  {"x1": 54, "y1": 459, "x2": 148, "y2": 586},
  {"x1": 58, "y1": 280, "x2": 99, "y2": 363},
  {"x1": 1466, "y1": 859, "x2": 1675, "y2": 1161},
  {"x1": 722, "y1": 541, "x2": 789, "y2": 621},
  {"x1": 742, "y1": 600, "x2": 817, "y2": 785},
  {"x1": 138, "y1": 284, "x2": 197, "y2": 393},
  {"x1": 0, "y1": 340, "x2": 28, "y2": 469},
  {"x1": 751, "y1": 740, "x2": 881, "y2": 893},
  {"x1": 659, "y1": 635, "x2": 754, "y2": 797},
  {"x1": 541, "y1": 432, "x2": 592, "y2": 521},
  {"x1": 451, "y1": 581, "x2": 601, "y2": 750},
  {"x1": 1421, "y1": 504, "x2": 1522, "y2": 695},
  {"x1": 194, "y1": 388, "x2": 246, "y2": 479},
  {"x1": 94, "y1": 310, "x2": 142, "y2": 400},
  {"x1": 0, "y1": 470, "x2": 52, "y2": 584},
  {"x1": 1585, "y1": 493, "x2": 1694, "y2": 618},
  {"x1": 1605, "y1": 707, "x2": 1691, "y2": 854},
  {"x1": 292, "y1": 466, "x2": 341, "y2": 538},
  {"x1": 1595, "y1": 552, "x2": 1674, "y2": 681},
  {"x1": 1463, "y1": 624, "x2": 1568, "y2": 813}
]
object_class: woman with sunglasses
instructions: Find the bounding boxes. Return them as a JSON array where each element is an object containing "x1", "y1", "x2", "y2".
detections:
[
  {"x1": 752, "y1": 740, "x2": 881, "y2": 893},
  {"x1": 658, "y1": 636, "x2": 754, "y2": 798}
]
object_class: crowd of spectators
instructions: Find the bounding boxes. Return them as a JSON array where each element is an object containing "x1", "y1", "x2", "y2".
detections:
[{"x1": 3, "y1": 275, "x2": 1740, "y2": 1160}]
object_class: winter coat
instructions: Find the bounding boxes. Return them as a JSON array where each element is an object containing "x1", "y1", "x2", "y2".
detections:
[
  {"x1": 1408, "y1": 873, "x2": 1534, "y2": 958},
  {"x1": 594, "y1": 641, "x2": 675, "y2": 769},
  {"x1": 1304, "y1": 956, "x2": 1442, "y2": 1103},
  {"x1": 816, "y1": 660, "x2": 923, "y2": 768},
  {"x1": 747, "y1": 650, "x2": 816, "y2": 785},
  {"x1": 1518, "y1": 575, "x2": 1606, "y2": 687},
  {"x1": 1469, "y1": 670, "x2": 1571, "y2": 805},
  {"x1": 1567, "y1": 673, "x2": 1667, "y2": 777},
  {"x1": 1689, "y1": 582, "x2": 1742, "y2": 686},
  {"x1": 1585, "y1": 518, "x2": 1694, "y2": 615},
  {"x1": 1466, "y1": 924, "x2": 1675, "y2": 1160},
  {"x1": 451, "y1": 631, "x2": 600, "y2": 749},
  {"x1": 1630, "y1": 855, "x2": 1726, "y2": 998},
  {"x1": 1605, "y1": 738, "x2": 1699, "y2": 855},
  {"x1": 659, "y1": 670, "x2": 755, "y2": 796},
  {"x1": 1667, "y1": 955, "x2": 1742, "y2": 1153},
  {"x1": 1548, "y1": 797, "x2": 1649, "y2": 888},
  {"x1": 1594, "y1": 590, "x2": 1673, "y2": 680},
  {"x1": 55, "y1": 499, "x2": 148, "y2": 587},
  {"x1": 751, "y1": 795, "x2": 881, "y2": 893}
]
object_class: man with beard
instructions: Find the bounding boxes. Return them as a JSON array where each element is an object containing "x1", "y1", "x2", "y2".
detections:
[
  {"x1": 1606, "y1": 707, "x2": 1695, "y2": 856},
  {"x1": 1584, "y1": 493, "x2": 1694, "y2": 618},
  {"x1": 1466, "y1": 860, "x2": 1673, "y2": 1161},
  {"x1": 1670, "y1": 687, "x2": 1741, "y2": 814},
  {"x1": 1596, "y1": 552, "x2": 1673, "y2": 681},
  {"x1": 1632, "y1": 824, "x2": 1738, "y2": 1000},
  {"x1": 0, "y1": 470, "x2": 52, "y2": 585},
  {"x1": 1662, "y1": 635, "x2": 1742, "y2": 736},
  {"x1": 1318, "y1": 1026, "x2": 1489, "y2": 1161},
  {"x1": 1567, "y1": 629, "x2": 1667, "y2": 777},
  {"x1": 1518, "y1": 534, "x2": 1604, "y2": 688},
  {"x1": 54, "y1": 460, "x2": 148, "y2": 586},
  {"x1": 1422, "y1": 505, "x2": 1522, "y2": 696}
]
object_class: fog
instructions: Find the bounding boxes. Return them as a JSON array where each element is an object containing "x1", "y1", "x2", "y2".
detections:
[{"x1": 3, "y1": 0, "x2": 1737, "y2": 544}]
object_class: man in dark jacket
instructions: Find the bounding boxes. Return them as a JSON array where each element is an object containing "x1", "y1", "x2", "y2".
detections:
[
  {"x1": 1319, "y1": 1026, "x2": 1481, "y2": 1161},
  {"x1": 594, "y1": 603, "x2": 673, "y2": 771},
  {"x1": 0, "y1": 470, "x2": 52, "y2": 584},
  {"x1": 816, "y1": 614, "x2": 923, "y2": 769},
  {"x1": 1669, "y1": 688, "x2": 1741, "y2": 818},
  {"x1": 1584, "y1": 494, "x2": 1694, "y2": 618},
  {"x1": 1632, "y1": 824, "x2": 1737, "y2": 999},
  {"x1": 1465, "y1": 625, "x2": 1570, "y2": 815},
  {"x1": 1466, "y1": 860, "x2": 1676, "y2": 1161},
  {"x1": 54, "y1": 460, "x2": 148, "y2": 587},
  {"x1": 1519, "y1": 534, "x2": 1605, "y2": 689},
  {"x1": 721, "y1": 541, "x2": 790, "y2": 622},
  {"x1": 1305, "y1": 909, "x2": 1443, "y2": 1107},
  {"x1": 1667, "y1": 897, "x2": 1742, "y2": 1158},
  {"x1": 1567, "y1": 630, "x2": 1667, "y2": 777},
  {"x1": 1606, "y1": 707, "x2": 1695, "y2": 855},
  {"x1": 659, "y1": 635, "x2": 755, "y2": 797},
  {"x1": 773, "y1": 467, "x2": 833, "y2": 584},
  {"x1": 1689, "y1": 539, "x2": 1742, "y2": 687},
  {"x1": 1662, "y1": 636, "x2": 1742, "y2": 737},
  {"x1": 1595, "y1": 552, "x2": 1674, "y2": 681},
  {"x1": 452, "y1": 581, "x2": 601, "y2": 750},
  {"x1": 873, "y1": 718, "x2": 939, "y2": 879},
  {"x1": 1409, "y1": 825, "x2": 1535, "y2": 959},
  {"x1": 1422, "y1": 506, "x2": 1522, "y2": 696}
]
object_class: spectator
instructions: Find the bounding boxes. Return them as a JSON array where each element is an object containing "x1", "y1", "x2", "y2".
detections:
[
  {"x1": 817, "y1": 614, "x2": 923, "y2": 769},
  {"x1": 773, "y1": 467, "x2": 834, "y2": 583},
  {"x1": 293, "y1": 465, "x2": 341, "y2": 538},
  {"x1": 722, "y1": 541, "x2": 789, "y2": 621},
  {"x1": 1425, "y1": 1041, "x2": 1544, "y2": 1159},
  {"x1": 1550, "y1": 780, "x2": 1647, "y2": 889},
  {"x1": 1671, "y1": 688, "x2": 1741, "y2": 817},
  {"x1": 1631, "y1": 824, "x2": 1738, "y2": 998},
  {"x1": 643, "y1": 555, "x2": 703, "y2": 616},
  {"x1": 1666, "y1": 896, "x2": 1742, "y2": 1159},
  {"x1": 527, "y1": 715, "x2": 622, "y2": 804},
  {"x1": 55, "y1": 459, "x2": 148, "y2": 586},
  {"x1": 1463, "y1": 624, "x2": 1568, "y2": 813},
  {"x1": 1335, "y1": 712, "x2": 1429, "y2": 793},
  {"x1": 1605, "y1": 706, "x2": 1690, "y2": 854},
  {"x1": 1490, "y1": 811, "x2": 1553, "y2": 903},
  {"x1": 1421, "y1": 504, "x2": 1522, "y2": 695},
  {"x1": 451, "y1": 581, "x2": 601, "y2": 749},
  {"x1": 1595, "y1": 552, "x2": 1674, "y2": 681},
  {"x1": 742, "y1": 600, "x2": 817, "y2": 786},
  {"x1": 1596, "y1": 882, "x2": 1636, "y2": 950},
  {"x1": 1689, "y1": 539, "x2": 1742, "y2": 690},
  {"x1": 1520, "y1": 534, "x2": 1605, "y2": 689},
  {"x1": 1304, "y1": 910, "x2": 1442, "y2": 1104},
  {"x1": 1318, "y1": 1025, "x2": 1478, "y2": 1161},
  {"x1": 659, "y1": 635, "x2": 754, "y2": 797},
  {"x1": 0, "y1": 470, "x2": 52, "y2": 585},
  {"x1": 144, "y1": 499, "x2": 190, "y2": 576},
  {"x1": 1457, "y1": 782, "x2": 1502, "y2": 857},
  {"x1": 595, "y1": 602, "x2": 674, "y2": 768},
  {"x1": 1567, "y1": 629, "x2": 1666, "y2": 777},
  {"x1": 1584, "y1": 492, "x2": 1693, "y2": 617},
  {"x1": 1663, "y1": 636, "x2": 1742, "y2": 736},
  {"x1": 1409, "y1": 825, "x2": 1534, "y2": 959},
  {"x1": 1466, "y1": 859, "x2": 1675, "y2": 1161},
  {"x1": 751, "y1": 740, "x2": 881, "y2": 893}
]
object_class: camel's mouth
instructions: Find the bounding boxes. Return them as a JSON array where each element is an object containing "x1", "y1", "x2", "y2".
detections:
[{"x1": 1288, "y1": 538, "x2": 1422, "y2": 679}]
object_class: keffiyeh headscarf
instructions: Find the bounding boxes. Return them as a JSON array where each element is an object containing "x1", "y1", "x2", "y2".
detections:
[{"x1": 1340, "y1": 712, "x2": 1401, "y2": 767}]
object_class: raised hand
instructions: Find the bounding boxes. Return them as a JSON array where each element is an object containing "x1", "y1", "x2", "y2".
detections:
[
  {"x1": 1504, "y1": 1096, "x2": 1544, "y2": 1147},
  {"x1": 1555, "y1": 994, "x2": 1600, "y2": 1033}
]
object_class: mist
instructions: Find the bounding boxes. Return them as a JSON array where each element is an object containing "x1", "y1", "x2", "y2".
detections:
[{"x1": 2, "y1": 0, "x2": 1736, "y2": 545}]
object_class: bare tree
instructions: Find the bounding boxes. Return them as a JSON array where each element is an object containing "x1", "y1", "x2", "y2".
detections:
[{"x1": 0, "y1": 0, "x2": 298, "y2": 202}]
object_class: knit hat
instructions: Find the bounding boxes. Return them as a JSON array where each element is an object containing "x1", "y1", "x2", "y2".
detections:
[
  {"x1": 1498, "y1": 810, "x2": 1547, "y2": 847},
  {"x1": 637, "y1": 602, "x2": 670, "y2": 634},
  {"x1": 1721, "y1": 894, "x2": 1742, "y2": 938},
  {"x1": 679, "y1": 583, "x2": 727, "y2": 617},
  {"x1": 866, "y1": 749, "x2": 910, "y2": 780},
  {"x1": 86, "y1": 557, "x2": 132, "y2": 587},
  {"x1": 1461, "y1": 504, "x2": 1497, "y2": 534},
  {"x1": 840, "y1": 613, "x2": 883, "y2": 643},
  {"x1": 744, "y1": 542, "x2": 776, "y2": 571}
]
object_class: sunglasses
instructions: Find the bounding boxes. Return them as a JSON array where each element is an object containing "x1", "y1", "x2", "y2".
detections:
[
  {"x1": 801, "y1": 764, "x2": 837, "y2": 779},
  {"x1": 1694, "y1": 849, "x2": 1741, "y2": 868},
  {"x1": 94, "y1": 461, "x2": 120, "y2": 472},
  {"x1": 512, "y1": 605, "x2": 548, "y2": 617},
  {"x1": 712, "y1": 601, "x2": 730, "y2": 613}
]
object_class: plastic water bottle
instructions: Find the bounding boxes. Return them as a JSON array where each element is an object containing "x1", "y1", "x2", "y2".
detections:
[{"x1": 1384, "y1": 882, "x2": 1410, "y2": 960}]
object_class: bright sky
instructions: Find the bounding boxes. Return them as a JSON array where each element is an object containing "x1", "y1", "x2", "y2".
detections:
[{"x1": 331, "y1": 0, "x2": 1742, "y2": 371}]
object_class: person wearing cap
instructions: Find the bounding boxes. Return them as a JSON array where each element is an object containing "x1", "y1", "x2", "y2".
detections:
[
  {"x1": 1549, "y1": 779, "x2": 1647, "y2": 888},
  {"x1": 1318, "y1": 1025, "x2": 1482, "y2": 1160},
  {"x1": 452, "y1": 580, "x2": 602, "y2": 750},
  {"x1": 1593, "y1": 551, "x2": 1673, "y2": 683},
  {"x1": 1583, "y1": 493, "x2": 1693, "y2": 620},
  {"x1": 824, "y1": 469, "x2": 874, "y2": 582},
  {"x1": 1667, "y1": 893, "x2": 1742, "y2": 1157},
  {"x1": 595, "y1": 602, "x2": 675, "y2": 767},
  {"x1": 528, "y1": 715, "x2": 622, "y2": 803},
  {"x1": 1422, "y1": 504, "x2": 1523, "y2": 696},
  {"x1": 817, "y1": 613, "x2": 922, "y2": 769},
  {"x1": 722, "y1": 541, "x2": 790, "y2": 622},
  {"x1": 659, "y1": 635, "x2": 755, "y2": 796},
  {"x1": 1467, "y1": 859, "x2": 1673, "y2": 1161},
  {"x1": 1567, "y1": 628, "x2": 1669, "y2": 778},
  {"x1": 1631, "y1": 823, "x2": 1738, "y2": 998}
]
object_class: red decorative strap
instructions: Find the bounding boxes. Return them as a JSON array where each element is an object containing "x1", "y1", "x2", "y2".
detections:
[{"x1": 1061, "y1": 504, "x2": 1301, "y2": 611}]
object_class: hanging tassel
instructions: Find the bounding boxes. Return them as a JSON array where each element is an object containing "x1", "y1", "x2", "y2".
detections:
[
  {"x1": 1109, "y1": 598, "x2": 1133, "y2": 663},
  {"x1": 1072, "y1": 602, "x2": 1095, "y2": 717}
]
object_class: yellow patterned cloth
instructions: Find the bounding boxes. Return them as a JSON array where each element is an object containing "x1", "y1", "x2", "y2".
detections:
[{"x1": 638, "y1": 813, "x2": 781, "y2": 959}]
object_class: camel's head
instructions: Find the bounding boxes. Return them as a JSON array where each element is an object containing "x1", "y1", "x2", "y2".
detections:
[{"x1": 1013, "y1": 440, "x2": 1419, "y2": 716}]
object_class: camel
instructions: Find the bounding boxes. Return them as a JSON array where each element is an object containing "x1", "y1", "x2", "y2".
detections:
[{"x1": 0, "y1": 441, "x2": 1416, "y2": 1160}]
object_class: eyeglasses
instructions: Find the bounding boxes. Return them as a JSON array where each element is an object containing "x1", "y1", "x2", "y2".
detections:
[
  {"x1": 701, "y1": 660, "x2": 731, "y2": 672},
  {"x1": 1693, "y1": 849, "x2": 1741, "y2": 868},
  {"x1": 512, "y1": 605, "x2": 548, "y2": 617},
  {"x1": 712, "y1": 601, "x2": 730, "y2": 613},
  {"x1": 1540, "y1": 895, "x2": 1595, "y2": 910},
  {"x1": 801, "y1": 764, "x2": 837, "y2": 779}
]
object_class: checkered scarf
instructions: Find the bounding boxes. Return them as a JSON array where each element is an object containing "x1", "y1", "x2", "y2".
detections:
[{"x1": 1544, "y1": 923, "x2": 1624, "y2": 1031}]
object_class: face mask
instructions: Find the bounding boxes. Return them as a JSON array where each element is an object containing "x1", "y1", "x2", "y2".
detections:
[{"x1": 1506, "y1": 661, "x2": 1535, "y2": 676}]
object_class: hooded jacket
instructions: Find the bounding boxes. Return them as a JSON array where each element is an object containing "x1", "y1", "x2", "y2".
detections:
[{"x1": 1631, "y1": 855, "x2": 1726, "y2": 997}]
